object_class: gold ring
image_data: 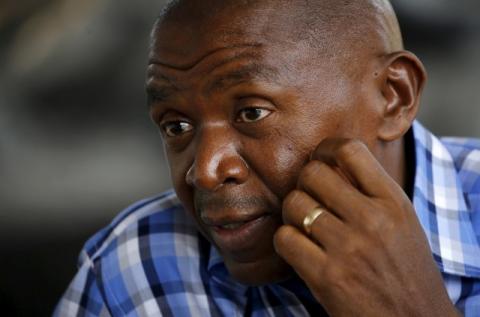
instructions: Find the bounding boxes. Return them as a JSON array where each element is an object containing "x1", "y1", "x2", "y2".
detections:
[{"x1": 303, "y1": 207, "x2": 326, "y2": 235}]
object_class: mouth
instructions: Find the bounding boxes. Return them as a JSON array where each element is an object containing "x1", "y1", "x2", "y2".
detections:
[
  {"x1": 203, "y1": 212, "x2": 267, "y2": 229},
  {"x1": 212, "y1": 214, "x2": 268, "y2": 232},
  {"x1": 201, "y1": 212, "x2": 278, "y2": 258}
]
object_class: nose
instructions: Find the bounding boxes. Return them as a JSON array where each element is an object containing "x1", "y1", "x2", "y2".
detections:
[{"x1": 185, "y1": 127, "x2": 249, "y2": 191}]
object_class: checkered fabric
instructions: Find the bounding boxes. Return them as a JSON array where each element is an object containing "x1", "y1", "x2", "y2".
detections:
[{"x1": 54, "y1": 121, "x2": 480, "y2": 316}]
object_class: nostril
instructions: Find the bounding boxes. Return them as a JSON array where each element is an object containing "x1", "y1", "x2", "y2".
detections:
[{"x1": 224, "y1": 177, "x2": 237, "y2": 185}]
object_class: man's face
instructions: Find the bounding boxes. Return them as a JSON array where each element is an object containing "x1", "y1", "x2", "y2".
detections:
[{"x1": 147, "y1": 3, "x2": 381, "y2": 284}]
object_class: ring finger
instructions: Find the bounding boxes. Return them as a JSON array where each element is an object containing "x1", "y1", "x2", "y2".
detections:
[{"x1": 282, "y1": 189, "x2": 348, "y2": 250}]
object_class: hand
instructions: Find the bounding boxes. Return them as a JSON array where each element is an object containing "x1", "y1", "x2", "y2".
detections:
[{"x1": 273, "y1": 138, "x2": 459, "y2": 317}]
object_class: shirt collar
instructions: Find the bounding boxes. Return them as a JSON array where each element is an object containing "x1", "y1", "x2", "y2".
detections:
[
  {"x1": 412, "y1": 121, "x2": 480, "y2": 277},
  {"x1": 207, "y1": 242, "x2": 249, "y2": 294}
]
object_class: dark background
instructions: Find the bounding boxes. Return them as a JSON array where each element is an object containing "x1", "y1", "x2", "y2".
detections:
[{"x1": 1, "y1": 1, "x2": 479, "y2": 316}]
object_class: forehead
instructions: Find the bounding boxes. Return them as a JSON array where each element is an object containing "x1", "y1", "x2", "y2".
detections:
[
  {"x1": 146, "y1": 3, "x2": 328, "y2": 97},
  {"x1": 146, "y1": 0, "x2": 369, "y2": 102},
  {"x1": 146, "y1": 46, "x2": 287, "y2": 98},
  {"x1": 149, "y1": 1, "x2": 307, "y2": 69}
]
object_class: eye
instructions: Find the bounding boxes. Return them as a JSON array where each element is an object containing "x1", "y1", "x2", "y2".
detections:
[
  {"x1": 161, "y1": 121, "x2": 193, "y2": 137},
  {"x1": 236, "y1": 108, "x2": 272, "y2": 123}
]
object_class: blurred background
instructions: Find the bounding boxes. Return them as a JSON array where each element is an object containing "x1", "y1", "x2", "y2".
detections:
[{"x1": 0, "y1": 0, "x2": 479, "y2": 315}]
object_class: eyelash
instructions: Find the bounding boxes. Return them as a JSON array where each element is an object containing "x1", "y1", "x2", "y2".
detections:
[
  {"x1": 235, "y1": 107, "x2": 272, "y2": 123},
  {"x1": 160, "y1": 121, "x2": 193, "y2": 137},
  {"x1": 158, "y1": 105, "x2": 273, "y2": 138}
]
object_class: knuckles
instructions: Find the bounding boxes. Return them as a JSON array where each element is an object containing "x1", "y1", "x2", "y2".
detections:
[
  {"x1": 362, "y1": 213, "x2": 390, "y2": 238},
  {"x1": 281, "y1": 190, "x2": 304, "y2": 224},
  {"x1": 334, "y1": 139, "x2": 366, "y2": 160},
  {"x1": 356, "y1": 198, "x2": 411, "y2": 239},
  {"x1": 273, "y1": 225, "x2": 296, "y2": 254},
  {"x1": 315, "y1": 138, "x2": 367, "y2": 163},
  {"x1": 299, "y1": 139, "x2": 368, "y2": 189},
  {"x1": 282, "y1": 189, "x2": 304, "y2": 213},
  {"x1": 341, "y1": 233, "x2": 368, "y2": 259},
  {"x1": 297, "y1": 160, "x2": 328, "y2": 188},
  {"x1": 360, "y1": 201, "x2": 391, "y2": 233}
]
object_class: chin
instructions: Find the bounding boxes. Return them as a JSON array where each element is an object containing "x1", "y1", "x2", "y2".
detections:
[{"x1": 224, "y1": 254, "x2": 293, "y2": 286}]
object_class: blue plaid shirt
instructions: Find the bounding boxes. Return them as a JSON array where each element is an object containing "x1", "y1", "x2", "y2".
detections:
[{"x1": 54, "y1": 121, "x2": 480, "y2": 316}]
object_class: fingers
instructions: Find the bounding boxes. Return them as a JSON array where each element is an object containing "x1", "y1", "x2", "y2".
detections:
[
  {"x1": 273, "y1": 225, "x2": 327, "y2": 285},
  {"x1": 296, "y1": 159, "x2": 367, "y2": 223},
  {"x1": 311, "y1": 138, "x2": 403, "y2": 199},
  {"x1": 282, "y1": 190, "x2": 348, "y2": 251}
]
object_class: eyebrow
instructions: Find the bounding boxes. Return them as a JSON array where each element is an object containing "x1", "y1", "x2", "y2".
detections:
[
  {"x1": 145, "y1": 69, "x2": 178, "y2": 106},
  {"x1": 146, "y1": 85, "x2": 175, "y2": 105},
  {"x1": 205, "y1": 63, "x2": 281, "y2": 95}
]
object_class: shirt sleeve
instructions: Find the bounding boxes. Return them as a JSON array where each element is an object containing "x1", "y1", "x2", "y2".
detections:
[{"x1": 53, "y1": 258, "x2": 112, "y2": 317}]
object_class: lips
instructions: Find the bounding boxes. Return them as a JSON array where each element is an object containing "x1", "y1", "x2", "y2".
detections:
[
  {"x1": 200, "y1": 211, "x2": 278, "y2": 259},
  {"x1": 201, "y1": 212, "x2": 267, "y2": 229},
  {"x1": 215, "y1": 220, "x2": 253, "y2": 230}
]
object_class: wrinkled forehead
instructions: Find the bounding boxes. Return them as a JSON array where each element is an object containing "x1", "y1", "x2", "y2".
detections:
[
  {"x1": 150, "y1": 0, "x2": 401, "y2": 67},
  {"x1": 149, "y1": 0, "x2": 310, "y2": 68}
]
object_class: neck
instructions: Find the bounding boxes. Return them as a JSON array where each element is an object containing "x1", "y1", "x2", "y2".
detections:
[{"x1": 379, "y1": 130, "x2": 415, "y2": 199}]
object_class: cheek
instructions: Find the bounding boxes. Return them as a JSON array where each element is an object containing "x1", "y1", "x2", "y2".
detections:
[
  {"x1": 248, "y1": 135, "x2": 311, "y2": 199},
  {"x1": 248, "y1": 108, "x2": 352, "y2": 199}
]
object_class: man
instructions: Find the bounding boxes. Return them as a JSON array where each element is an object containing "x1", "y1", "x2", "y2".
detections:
[{"x1": 54, "y1": 0, "x2": 480, "y2": 316}]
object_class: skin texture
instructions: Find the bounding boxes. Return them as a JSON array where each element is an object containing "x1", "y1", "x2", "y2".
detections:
[{"x1": 146, "y1": 0, "x2": 459, "y2": 315}]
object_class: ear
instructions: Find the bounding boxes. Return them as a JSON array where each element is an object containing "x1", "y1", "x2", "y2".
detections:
[{"x1": 377, "y1": 51, "x2": 427, "y2": 141}]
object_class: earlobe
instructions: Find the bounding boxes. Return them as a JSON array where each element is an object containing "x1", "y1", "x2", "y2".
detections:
[{"x1": 378, "y1": 51, "x2": 427, "y2": 142}]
